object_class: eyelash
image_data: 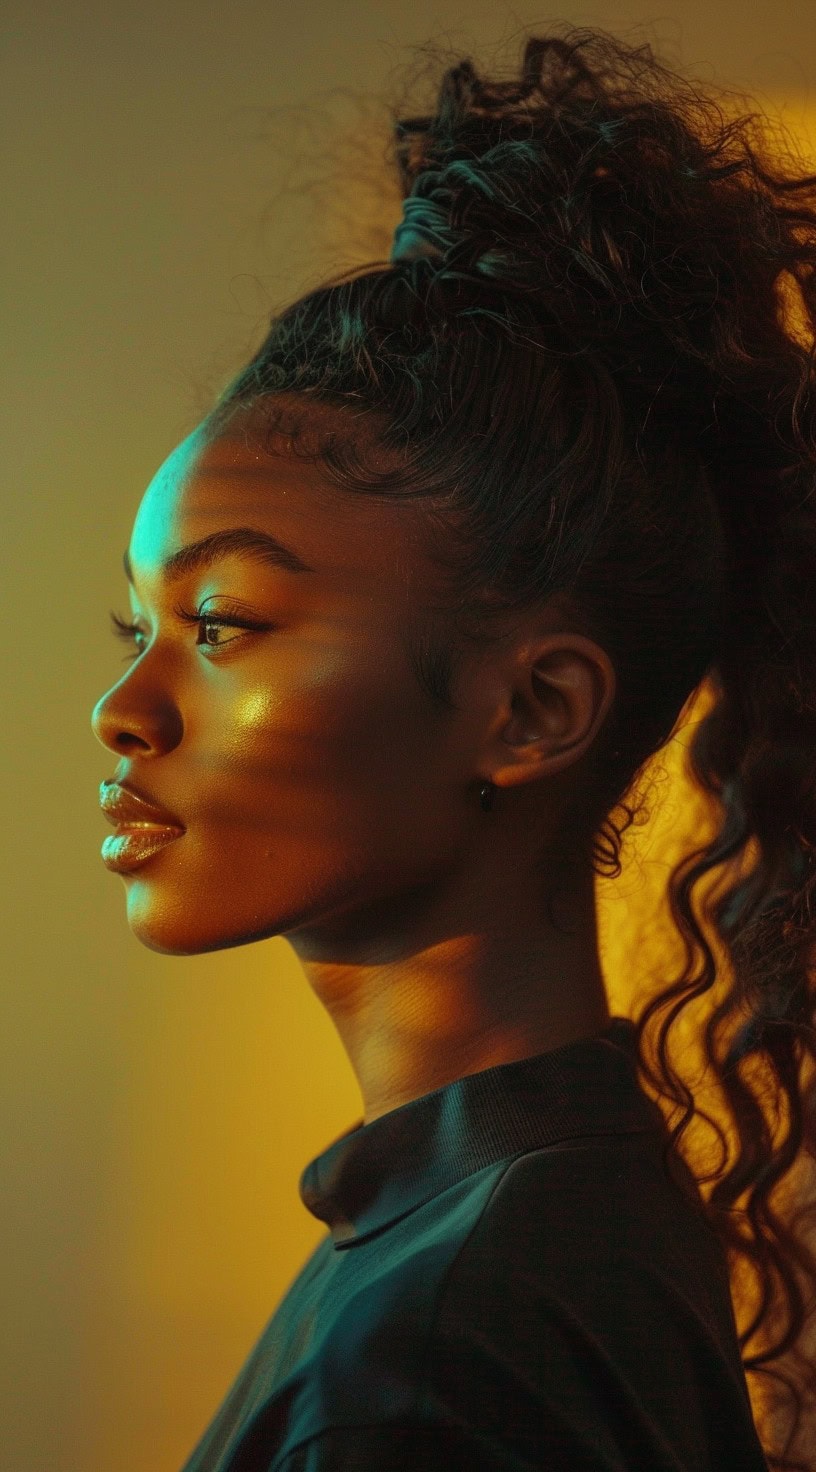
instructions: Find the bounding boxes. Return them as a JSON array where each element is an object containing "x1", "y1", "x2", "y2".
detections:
[{"x1": 109, "y1": 604, "x2": 265, "y2": 659}]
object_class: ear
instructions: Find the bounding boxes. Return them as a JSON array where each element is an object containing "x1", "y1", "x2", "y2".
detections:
[{"x1": 489, "y1": 634, "x2": 617, "y2": 792}]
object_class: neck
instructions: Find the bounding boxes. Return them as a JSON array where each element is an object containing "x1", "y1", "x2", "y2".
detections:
[{"x1": 288, "y1": 863, "x2": 609, "y2": 1125}]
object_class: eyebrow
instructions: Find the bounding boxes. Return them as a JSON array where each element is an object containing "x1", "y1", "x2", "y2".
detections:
[{"x1": 123, "y1": 525, "x2": 314, "y2": 584}]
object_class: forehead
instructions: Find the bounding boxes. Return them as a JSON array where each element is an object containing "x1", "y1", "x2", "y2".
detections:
[{"x1": 128, "y1": 400, "x2": 431, "y2": 588}]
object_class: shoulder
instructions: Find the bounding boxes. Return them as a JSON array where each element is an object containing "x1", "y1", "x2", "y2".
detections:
[
  {"x1": 413, "y1": 1133, "x2": 758, "y2": 1466},
  {"x1": 273, "y1": 1137, "x2": 766, "y2": 1471},
  {"x1": 440, "y1": 1131, "x2": 737, "y2": 1357},
  {"x1": 467, "y1": 1129, "x2": 717, "y2": 1270}
]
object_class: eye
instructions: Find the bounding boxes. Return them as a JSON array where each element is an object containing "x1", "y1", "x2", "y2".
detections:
[
  {"x1": 109, "y1": 610, "x2": 148, "y2": 660},
  {"x1": 108, "y1": 607, "x2": 268, "y2": 659}
]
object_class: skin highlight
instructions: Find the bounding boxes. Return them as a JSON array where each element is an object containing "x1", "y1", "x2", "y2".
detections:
[{"x1": 92, "y1": 401, "x2": 617, "y2": 1126}]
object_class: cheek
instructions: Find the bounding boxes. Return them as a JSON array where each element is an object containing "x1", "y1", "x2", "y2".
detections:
[
  {"x1": 198, "y1": 645, "x2": 434, "y2": 807},
  {"x1": 116, "y1": 641, "x2": 464, "y2": 955}
]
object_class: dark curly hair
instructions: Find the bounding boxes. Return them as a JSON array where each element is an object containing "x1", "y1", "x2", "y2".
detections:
[{"x1": 205, "y1": 26, "x2": 816, "y2": 1469}]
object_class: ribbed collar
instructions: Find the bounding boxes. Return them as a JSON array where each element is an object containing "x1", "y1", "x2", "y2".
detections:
[{"x1": 299, "y1": 1017, "x2": 662, "y2": 1248}]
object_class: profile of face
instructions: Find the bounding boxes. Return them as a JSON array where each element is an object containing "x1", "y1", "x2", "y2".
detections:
[
  {"x1": 91, "y1": 400, "x2": 500, "y2": 960},
  {"x1": 92, "y1": 393, "x2": 617, "y2": 991}
]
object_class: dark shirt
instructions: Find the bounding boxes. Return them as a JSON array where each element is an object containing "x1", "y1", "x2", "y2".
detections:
[{"x1": 179, "y1": 1016, "x2": 769, "y2": 1471}]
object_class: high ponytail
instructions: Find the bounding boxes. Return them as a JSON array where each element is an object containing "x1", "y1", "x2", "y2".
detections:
[{"x1": 208, "y1": 25, "x2": 816, "y2": 1466}]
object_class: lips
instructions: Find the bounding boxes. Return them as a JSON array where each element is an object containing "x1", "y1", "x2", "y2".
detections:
[{"x1": 99, "y1": 780, "x2": 185, "y2": 831}]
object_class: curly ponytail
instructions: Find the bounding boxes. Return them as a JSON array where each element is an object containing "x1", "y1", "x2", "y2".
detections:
[{"x1": 208, "y1": 25, "x2": 816, "y2": 1467}]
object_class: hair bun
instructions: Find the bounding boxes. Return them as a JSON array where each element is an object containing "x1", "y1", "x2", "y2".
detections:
[
  {"x1": 385, "y1": 33, "x2": 763, "y2": 373},
  {"x1": 390, "y1": 175, "x2": 454, "y2": 264}
]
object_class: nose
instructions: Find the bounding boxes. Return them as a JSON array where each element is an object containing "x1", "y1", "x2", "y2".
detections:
[{"x1": 91, "y1": 674, "x2": 183, "y2": 757}]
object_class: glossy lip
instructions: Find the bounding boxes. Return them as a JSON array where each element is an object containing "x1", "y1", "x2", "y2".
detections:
[
  {"x1": 99, "y1": 779, "x2": 185, "y2": 832},
  {"x1": 100, "y1": 826, "x2": 184, "y2": 873}
]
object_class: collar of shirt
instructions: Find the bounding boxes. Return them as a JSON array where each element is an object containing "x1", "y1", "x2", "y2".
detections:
[{"x1": 298, "y1": 1016, "x2": 666, "y2": 1248}]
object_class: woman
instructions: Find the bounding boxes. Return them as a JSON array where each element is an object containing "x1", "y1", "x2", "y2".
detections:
[{"x1": 91, "y1": 25, "x2": 816, "y2": 1472}]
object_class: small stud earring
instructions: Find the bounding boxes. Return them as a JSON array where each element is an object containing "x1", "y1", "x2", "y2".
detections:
[{"x1": 479, "y1": 780, "x2": 494, "y2": 812}]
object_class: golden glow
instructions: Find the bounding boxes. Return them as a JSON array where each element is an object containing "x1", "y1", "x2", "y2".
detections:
[
  {"x1": 114, "y1": 100, "x2": 816, "y2": 1469},
  {"x1": 51, "y1": 79, "x2": 816, "y2": 1472}
]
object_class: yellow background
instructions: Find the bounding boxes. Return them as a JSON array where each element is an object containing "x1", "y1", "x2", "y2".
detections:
[{"x1": 4, "y1": 3, "x2": 816, "y2": 1468}]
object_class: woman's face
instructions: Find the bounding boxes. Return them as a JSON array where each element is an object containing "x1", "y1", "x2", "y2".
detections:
[{"x1": 91, "y1": 402, "x2": 489, "y2": 958}]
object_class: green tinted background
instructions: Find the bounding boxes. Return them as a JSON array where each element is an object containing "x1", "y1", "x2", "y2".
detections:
[{"x1": 3, "y1": 3, "x2": 816, "y2": 1469}]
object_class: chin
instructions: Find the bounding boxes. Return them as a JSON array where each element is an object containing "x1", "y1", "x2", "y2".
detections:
[{"x1": 122, "y1": 881, "x2": 286, "y2": 956}]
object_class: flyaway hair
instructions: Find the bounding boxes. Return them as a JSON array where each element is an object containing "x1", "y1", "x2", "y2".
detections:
[{"x1": 206, "y1": 26, "x2": 816, "y2": 1468}]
